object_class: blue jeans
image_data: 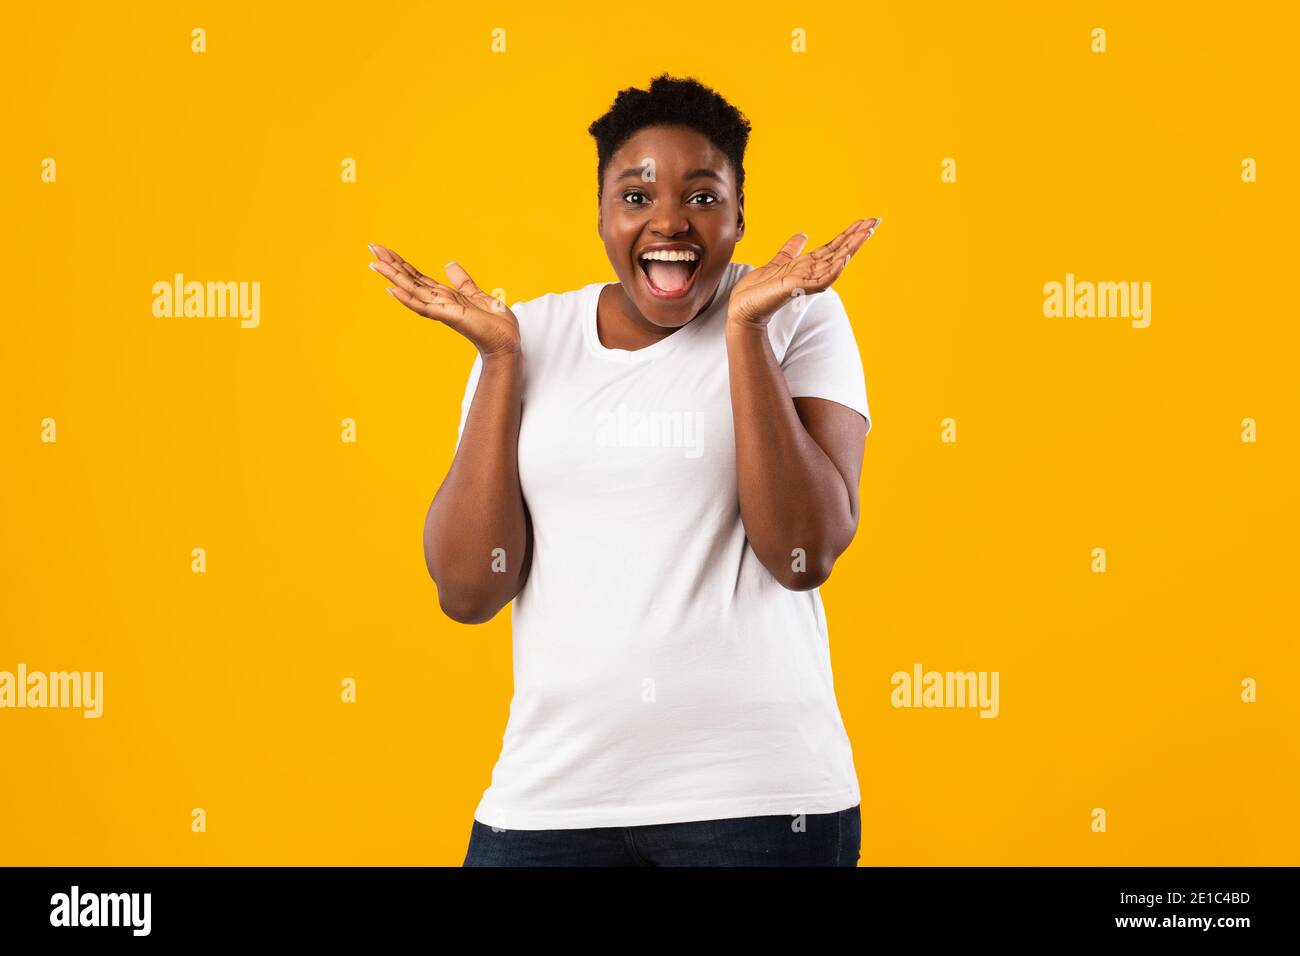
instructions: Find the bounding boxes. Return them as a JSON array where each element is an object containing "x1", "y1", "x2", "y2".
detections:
[{"x1": 462, "y1": 805, "x2": 861, "y2": 866}]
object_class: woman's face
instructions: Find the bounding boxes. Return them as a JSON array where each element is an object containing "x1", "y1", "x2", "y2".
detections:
[{"x1": 597, "y1": 123, "x2": 744, "y2": 328}]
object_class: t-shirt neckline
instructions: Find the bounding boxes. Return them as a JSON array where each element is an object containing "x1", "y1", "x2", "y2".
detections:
[{"x1": 582, "y1": 263, "x2": 737, "y2": 364}]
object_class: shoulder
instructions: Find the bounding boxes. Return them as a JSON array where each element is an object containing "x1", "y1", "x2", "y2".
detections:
[
  {"x1": 763, "y1": 282, "x2": 852, "y2": 360},
  {"x1": 509, "y1": 284, "x2": 591, "y2": 321},
  {"x1": 504, "y1": 283, "x2": 605, "y2": 361},
  {"x1": 507, "y1": 281, "x2": 601, "y2": 353}
]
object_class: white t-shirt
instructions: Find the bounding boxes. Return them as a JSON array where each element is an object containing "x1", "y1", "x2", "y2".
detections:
[{"x1": 454, "y1": 260, "x2": 871, "y2": 830}]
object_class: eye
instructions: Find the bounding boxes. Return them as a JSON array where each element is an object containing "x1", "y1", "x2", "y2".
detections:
[
  {"x1": 689, "y1": 193, "x2": 719, "y2": 206},
  {"x1": 623, "y1": 189, "x2": 649, "y2": 206}
]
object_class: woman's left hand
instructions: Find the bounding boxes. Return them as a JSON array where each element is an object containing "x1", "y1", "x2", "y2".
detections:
[{"x1": 727, "y1": 217, "x2": 881, "y2": 330}]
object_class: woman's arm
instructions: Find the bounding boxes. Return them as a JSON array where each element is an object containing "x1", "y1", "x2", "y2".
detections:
[
  {"x1": 724, "y1": 218, "x2": 879, "y2": 590},
  {"x1": 423, "y1": 351, "x2": 532, "y2": 623},
  {"x1": 726, "y1": 327, "x2": 867, "y2": 589},
  {"x1": 368, "y1": 243, "x2": 531, "y2": 623}
]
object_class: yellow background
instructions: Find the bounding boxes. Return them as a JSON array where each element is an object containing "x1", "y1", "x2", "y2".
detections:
[{"x1": 1, "y1": 1, "x2": 1295, "y2": 865}]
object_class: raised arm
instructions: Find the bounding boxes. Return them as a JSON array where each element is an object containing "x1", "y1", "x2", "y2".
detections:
[
  {"x1": 368, "y1": 243, "x2": 530, "y2": 624},
  {"x1": 724, "y1": 219, "x2": 879, "y2": 590}
]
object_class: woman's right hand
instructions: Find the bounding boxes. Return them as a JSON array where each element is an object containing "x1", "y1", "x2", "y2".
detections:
[{"x1": 368, "y1": 243, "x2": 521, "y2": 359}]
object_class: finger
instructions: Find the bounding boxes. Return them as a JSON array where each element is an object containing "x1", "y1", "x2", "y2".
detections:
[
  {"x1": 372, "y1": 260, "x2": 438, "y2": 303},
  {"x1": 808, "y1": 219, "x2": 870, "y2": 262},
  {"x1": 370, "y1": 243, "x2": 401, "y2": 267},
  {"x1": 788, "y1": 253, "x2": 844, "y2": 293},
  {"x1": 443, "y1": 261, "x2": 508, "y2": 313},
  {"x1": 837, "y1": 227, "x2": 873, "y2": 265},
  {"x1": 382, "y1": 247, "x2": 429, "y2": 283},
  {"x1": 839, "y1": 218, "x2": 882, "y2": 266},
  {"x1": 799, "y1": 253, "x2": 849, "y2": 292},
  {"x1": 769, "y1": 232, "x2": 809, "y2": 265},
  {"x1": 398, "y1": 261, "x2": 435, "y2": 286},
  {"x1": 443, "y1": 260, "x2": 486, "y2": 297},
  {"x1": 388, "y1": 285, "x2": 470, "y2": 331},
  {"x1": 372, "y1": 243, "x2": 444, "y2": 290},
  {"x1": 396, "y1": 259, "x2": 443, "y2": 292},
  {"x1": 385, "y1": 284, "x2": 431, "y2": 317},
  {"x1": 789, "y1": 228, "x2": 867, "y2": 291},
  {"x1": 806, "y1": 240, "x2": 857, "y2": 286},
  {"x1": 804, "y1": 223, "x2": 856, "y2": 262},
  {"x1": 374, "y1": 242, "x2": 419, "y2": 270}
]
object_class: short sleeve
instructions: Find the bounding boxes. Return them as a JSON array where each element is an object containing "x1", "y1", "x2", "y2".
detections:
[
  {"x1": 454, "y1": 350, "x2": 484, "y2": 453},
  {"x1": 778, "y1": 287, "x2": 871, "y2": 431}
]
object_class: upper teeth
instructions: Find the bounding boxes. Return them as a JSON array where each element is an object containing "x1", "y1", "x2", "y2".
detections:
[{"x1": 640, "y1": 249, "x2": 698, "y2": 262}]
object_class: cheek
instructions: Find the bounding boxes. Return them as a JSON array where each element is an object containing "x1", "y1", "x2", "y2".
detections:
[
  {"x1": 599, "y1": 219, "x2": 623, "y2": 245},
  {"x1": 601, "y1": 213, "x2": 630, "y2": 241},
  {"x1": 602, "y1": 237, "x2": 636, "y2": 278},
  {"x1": 700, "y1": 216, "x2": 737, "y2": 243}
]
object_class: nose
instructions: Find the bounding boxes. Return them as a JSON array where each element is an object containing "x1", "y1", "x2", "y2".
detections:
[{"x1": 648, "y1": 203, "x2": 690, "y2": 238}]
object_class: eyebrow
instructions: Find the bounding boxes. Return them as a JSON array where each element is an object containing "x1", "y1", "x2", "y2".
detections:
[{"x1": 614, "y1": 167, "x2": 725, "y2": 184}]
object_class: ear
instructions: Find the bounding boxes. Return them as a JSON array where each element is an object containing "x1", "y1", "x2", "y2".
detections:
[
  {"x1": 597, "y1": 200, "x2": 603, "y2": 239},
  {"x1": 736, "y1": 191, "x2": 745, "y2": 241}
]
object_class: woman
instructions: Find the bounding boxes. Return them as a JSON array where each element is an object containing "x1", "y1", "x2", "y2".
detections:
[{"x1": 368, "y1": 74, "x2": 879, "y2": 866}]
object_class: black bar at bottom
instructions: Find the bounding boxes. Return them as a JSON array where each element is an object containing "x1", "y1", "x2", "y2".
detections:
[{"x1": 0, "y1": 866, "x2": 1291, "y2": 941}]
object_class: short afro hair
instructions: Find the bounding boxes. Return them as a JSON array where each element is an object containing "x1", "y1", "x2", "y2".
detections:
[{"x1": 587, "y1": 73, "x2": 752, "y2": 201}]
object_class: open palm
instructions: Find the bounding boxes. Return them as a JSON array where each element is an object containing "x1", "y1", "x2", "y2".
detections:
[
  {"x1": 727, "y1": 218, "x2": 880, "y2": 328},
  {"x1": 368, "y1": 243, "x2": 521, "y2": 358}
]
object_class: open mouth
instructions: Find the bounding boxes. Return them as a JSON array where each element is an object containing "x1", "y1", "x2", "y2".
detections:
[{"x1": 637, "y1": 249, "x2": 702, "y2": 300}]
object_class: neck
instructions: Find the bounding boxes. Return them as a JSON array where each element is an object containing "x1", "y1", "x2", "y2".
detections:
[{"x1": 600, "y1": 279, "x2": 721, "y2": 350}]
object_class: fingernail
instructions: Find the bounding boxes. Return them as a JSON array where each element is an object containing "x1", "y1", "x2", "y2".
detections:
[
  {"x1": 445, "y1": 260, "x2": 457, "y2": 269},
  {"x1": 386, "y1": 287, "x2": 397, "y2": 296},
  {"x1": 368, "y1": 261, "x2": 379, "y2": 272},
  {"x1": 845, "y1": 253, "x2": 852, "y2": 264},
  {"x1": 368, "y1": 243, "x2": 377, "y2": 255}
]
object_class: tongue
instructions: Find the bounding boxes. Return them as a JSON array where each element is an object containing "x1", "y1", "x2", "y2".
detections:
[{"x1": 646, "y1": 259, "x2": 693, "y2": 292}]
